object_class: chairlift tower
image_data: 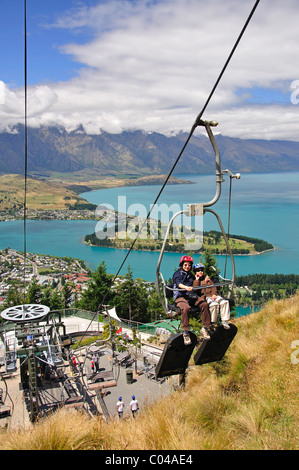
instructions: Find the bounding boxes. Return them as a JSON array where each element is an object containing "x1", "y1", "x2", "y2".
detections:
[{"x1": 0, "y1": 304, "x2": 66, "y2": 422}]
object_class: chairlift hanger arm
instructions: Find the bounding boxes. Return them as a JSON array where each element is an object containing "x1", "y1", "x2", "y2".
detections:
[
  {"x1": 186, "y1": 120, "x2": 224, "y2": 218},
  {"x1": 155, "y1": 209, "x2": 187, "y2": 306},
  {"x1": 155, "y1": 122, "x2": 238, "y2": 313},
  {"x1": 155, "y1": 120, "x2": 236, "y2": 310},
  {"x1": 204, "y1": 208, "x2": 235, "y2": 296}
]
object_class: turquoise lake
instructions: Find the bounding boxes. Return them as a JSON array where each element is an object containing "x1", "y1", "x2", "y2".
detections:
[{"x1": 0, "y1": 172, "x2": 298, "y2": 284}]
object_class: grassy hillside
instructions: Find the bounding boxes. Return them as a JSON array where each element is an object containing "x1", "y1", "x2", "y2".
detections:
[
  {"x1": 0, "y1": 174, "x2": 92, "y2": 211},
  {"x1": 50, "y1": 172, "x2": 191, "y2": 188},
  {"x1": 1, "y1": 294, "x2": 298, "y2": 450},
  {"x1": 0, "y1": 173, "x2": 189, "y2": 213}
]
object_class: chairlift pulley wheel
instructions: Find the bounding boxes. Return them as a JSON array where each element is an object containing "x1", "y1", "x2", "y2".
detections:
[{"x1": 0, "y1": 304, "x2": 50, "y2": 322}]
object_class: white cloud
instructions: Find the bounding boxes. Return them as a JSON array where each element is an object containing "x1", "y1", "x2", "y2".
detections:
[
  {"x1": 0, "y1": 82, "x2": 58, "y2": 130},
  {"x1": 1, "y1": 0, "x2": 299, "y2": 140}
]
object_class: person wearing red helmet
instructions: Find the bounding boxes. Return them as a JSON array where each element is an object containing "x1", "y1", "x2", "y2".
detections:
[
  {"x1": 172, "y1": 255, "x2": 211, "y2": 345},
  {"x1": 179, "y1": 255, "x2": 194, "y2": 266}
]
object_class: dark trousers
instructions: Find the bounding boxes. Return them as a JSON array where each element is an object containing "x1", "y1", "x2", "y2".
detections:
[{"x1": 175, "y1": 297, "x2": 211, "y2": 331}]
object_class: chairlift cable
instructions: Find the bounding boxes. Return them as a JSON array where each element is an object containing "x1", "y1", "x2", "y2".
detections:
[
  {"x1": 96, "y1": 0, "x2": 260, "y2": 301},
  {"x1": 50, "y1": 0, "x2": 261, "y2": 345},
  {"x1": 147, "y1": 0, "x2": 260, "y2": 202},
  {"x1": 10, "y1": 0, "x2": 260, "y2": 412},
  {"x1": 23, "y1": 0, "x2": 28, "y2": 292},
  {"x1": 113, "y1": 0, "x2": 260, "y2": 274},
  {"x1": 194, "y1": 0, "x2": 260, "y2": 128}
]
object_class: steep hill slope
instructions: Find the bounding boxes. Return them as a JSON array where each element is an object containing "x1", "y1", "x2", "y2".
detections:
[{"x1": 1, "y1": 294, "x2": 298, "y2": 450}]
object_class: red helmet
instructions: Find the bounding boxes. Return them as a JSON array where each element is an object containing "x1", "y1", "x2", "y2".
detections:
[{"x1": 179, "y1": 255, "x2": 193, "y2": 266}]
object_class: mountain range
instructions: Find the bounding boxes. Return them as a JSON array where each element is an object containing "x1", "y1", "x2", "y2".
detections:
[{"x1": 0, "y1": 124, "x2": 299, "y2": 179}]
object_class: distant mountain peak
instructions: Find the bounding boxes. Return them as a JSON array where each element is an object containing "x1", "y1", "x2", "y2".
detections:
[{"x1": 0, "y1": 124, "x2": 298, "y2": 178}]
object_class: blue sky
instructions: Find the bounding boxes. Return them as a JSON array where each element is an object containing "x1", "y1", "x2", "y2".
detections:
[
  {"x1": 0, "y1": 0, "x2": 299, "y2": 140},
  {"x1": 1, "y1": 0, "x2": 99, "y2": 85}
]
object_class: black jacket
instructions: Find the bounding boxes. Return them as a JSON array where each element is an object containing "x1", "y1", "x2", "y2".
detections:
[{"x1": 172, "y1": 268, "x2": 195, "y2": 300}]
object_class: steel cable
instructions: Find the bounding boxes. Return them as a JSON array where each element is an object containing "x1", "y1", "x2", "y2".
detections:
[{"x1": 21, "y1": 1, "x2": 260, "y2": 346}]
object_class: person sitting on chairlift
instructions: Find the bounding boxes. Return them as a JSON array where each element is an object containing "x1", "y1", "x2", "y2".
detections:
[
  {"x1": 172, "y1": 255, "x2": 211, "y2": 345},
  {"x1": 193, "y1": 263, "x2": 231, "y2": 330}
]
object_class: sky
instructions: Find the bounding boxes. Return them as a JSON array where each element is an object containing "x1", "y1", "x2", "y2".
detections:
[{"x1": 0, "y1": 0, "x2": 299, "y2": 141}]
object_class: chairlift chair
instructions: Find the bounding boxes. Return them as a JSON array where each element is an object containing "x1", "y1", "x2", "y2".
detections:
[
  {"x1": 154, "y1": 120, "x2": 240, "y2": 380},
  {"x1": 156, "y1": 120, "x2": 239, "y2": 316}
]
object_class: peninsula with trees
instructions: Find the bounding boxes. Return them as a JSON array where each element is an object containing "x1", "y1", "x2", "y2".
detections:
[{"x1": 84, "y1": 214, "x2": 274, "y2": 256}]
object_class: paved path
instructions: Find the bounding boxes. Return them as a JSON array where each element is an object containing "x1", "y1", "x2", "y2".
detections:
[
  {"x1": 85, "y1": 346, "x2": 176, "y2": 420},
  {"x1": 0, "y1": 315, "x2": 178, "y2": 428}
]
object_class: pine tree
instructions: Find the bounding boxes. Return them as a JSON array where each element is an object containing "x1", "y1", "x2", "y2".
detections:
[
  {"x1": 112, "y1": 266, "x2": 149, "y2": 323},
  {"x1": 62, "y1": 284, "x2": 73, "y2": 309},
  {"x1": 78, "y1": 261, "x2": 113, "y2": 312},
  {"x1": 27, "y1": 279, "x2": 43, "y2": 304}
]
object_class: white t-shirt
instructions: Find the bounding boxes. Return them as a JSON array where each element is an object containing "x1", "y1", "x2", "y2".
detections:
[
  {"x1": 130, "y1": 399, "x2": 138, "y2": 411},
  {"x1": 116, "y1": 401, "x2": 124, "y2": 412}
]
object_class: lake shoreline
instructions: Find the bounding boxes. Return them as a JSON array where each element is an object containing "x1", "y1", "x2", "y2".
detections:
[
  {"x1": 0, "y1": 172, "x2": 297, "y2": 280},
  {"x1": 81, "y1": 237, "x2": 276, "y2": 257}
]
